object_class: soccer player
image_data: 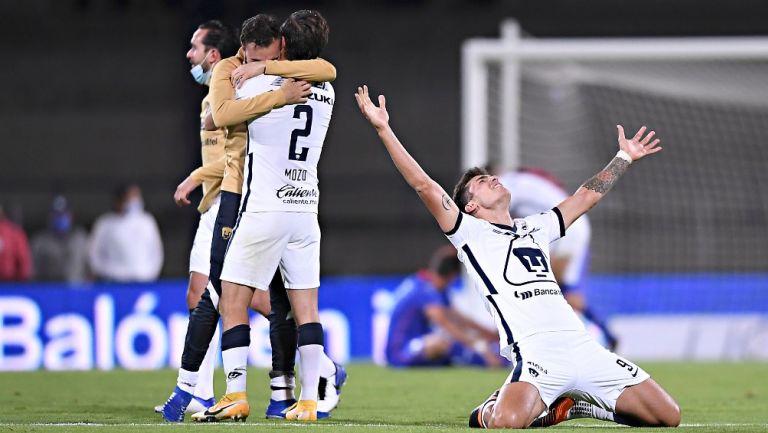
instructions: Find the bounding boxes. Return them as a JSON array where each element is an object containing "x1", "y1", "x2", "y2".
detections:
[
  {"x1": 160, "y1": 16, "x2": 338, "y2": 423},
  {"x1": 386, "y1": 245, "x2": 503, "y2": 368},
  {"x1": 208, "y1": 10, "x2": 335, "y2": 422},
  {"x1": 494, "y1": 166, "x2": 617, "y2": 349},
  {"x1": 355, "y1": 85, "x2": 681, "y2": 429},
  {"x1": 163, "y1": 20, "x2": 239, "y2": 414}
]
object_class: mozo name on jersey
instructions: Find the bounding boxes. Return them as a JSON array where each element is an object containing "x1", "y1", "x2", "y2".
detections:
[
  {"x1": 285, "y1": 168, "x2": 307, "y2": 181},
  {"x1": 514, "y1": 287, "x2": 561, "y2": 300}
]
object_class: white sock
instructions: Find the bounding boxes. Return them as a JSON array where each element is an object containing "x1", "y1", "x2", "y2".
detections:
[
  {"x1": 270, "y1": 374, "x2": 296, "y2": 401},
  {"x1": 570, "y1": 401, "x2": 615, "y2": 422},
  {"x1": 177, "y1": 368, "x2": 198, "y2": 395},
  {"x1": 319, "y1": 352, "x2": 336, "y2": 378},
  {"x1": 222, "y1": 346, "x2": 248, "y2": 394},
  {"x1": 193, "y1": 322, "x2": 220, "y2": 400},
  {"x1": 297, "y1": 344, "x2": 323, "y2": 401}
]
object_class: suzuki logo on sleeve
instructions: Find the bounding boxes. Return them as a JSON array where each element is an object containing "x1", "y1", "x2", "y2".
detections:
[{"x1": 512, "y1": 248, "x2": 549, "y2": 273}]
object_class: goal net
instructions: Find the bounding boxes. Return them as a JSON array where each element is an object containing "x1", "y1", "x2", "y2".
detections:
[{"x1": 463, "y1": 23, "x2": 768, "y2": 275}]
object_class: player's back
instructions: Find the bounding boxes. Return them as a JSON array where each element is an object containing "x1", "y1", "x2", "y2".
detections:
[{"x1": 237, "y1": 75, "x2": 335, "y2": 213}]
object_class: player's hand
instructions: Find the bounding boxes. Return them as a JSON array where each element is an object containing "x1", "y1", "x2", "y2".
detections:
[
  {"x1": 281, "y1": 79, "x2": 311, "y2": 105},
  {"x1": 174, "y1": 176, "x2": 202, "y2": 207},
  {"x1": 202, "y1": 111, "x2": 217, "y2": 131},
  {"x1": 231, "y1": 61, "x2": 266, "y2": 89},
  {"x1": 355, "y1": 85, "x2": 389, "y2": 131},
  {"x1": 617, "y1": 125, "x2": 662, "y2": 161}
]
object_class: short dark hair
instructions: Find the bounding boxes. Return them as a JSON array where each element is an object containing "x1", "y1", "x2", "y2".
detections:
[
  {"x1": 451, "y1": 167, "x2": 488, "y2": 213},
  {"x1": 198, "y1": 20, "x2": 239, "y2": 58},
  {"x1": 240, "y1": 14, "x2": 280, "y2": 48},
  {"x1": 429, "y1": 245, "x2": 460, "y2": 278},
  {"x1": 280, "y1": 10, "x2": 329, "y2": 60}
]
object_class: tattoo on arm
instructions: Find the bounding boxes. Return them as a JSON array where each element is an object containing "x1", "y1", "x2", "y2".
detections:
[
  {"x1": 581, "y1": 157, "x2": 630, "y2": 194},
  {"x1": 442, "y1": 194, "x2": 452, "y2": 211}
]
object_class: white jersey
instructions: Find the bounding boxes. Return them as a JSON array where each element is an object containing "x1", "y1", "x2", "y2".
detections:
[
  {"x1": 445, "y1": 210, "x2": 585, "y2": 358},
  {"x1": 236, "y1": 75, "x2": 335, "y2": 213},
  {"x1": 499, "y1": 170, "x2": 591, "y2": 288}
]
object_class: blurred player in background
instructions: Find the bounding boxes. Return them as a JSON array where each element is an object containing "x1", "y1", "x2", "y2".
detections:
[
  {"x1": 356, "y1": 85, "x2": 680, "y2": 429},
  {"x1": 161, "y1": 13, "x2": 342, "y2": 423},
  {"x1": 386, "y1": 245, "x2": 504, "y2": 368},
  {"x1": 491, "y1": 166, "x2": 617, "y2": 349},
  {"x1": 209, "y1": 10, "x2": 336, "y2": 422}
]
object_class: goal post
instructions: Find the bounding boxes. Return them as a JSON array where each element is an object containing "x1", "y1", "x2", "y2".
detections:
[{"x1": 462, "y1": 20, "x2": 768, "y2": 171}]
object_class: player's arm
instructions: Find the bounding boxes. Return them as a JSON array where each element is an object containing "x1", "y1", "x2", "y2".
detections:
[
  {"x1": 231, "y1": 58, "x2": 336, "y2": 88},
  {"x1": 175, "y1": 155, "x2": 226, "y2": 206},
  {"x1": 556, "y1": 125, "x2": 661, "y2": 229},
  {"x1": 355, "y1": 85, "x2": 459, "y2": 232},
  {"x1": 448, "y1": 309, "x2": 498, "y2": 342},
  {"x1": 209, "y1": 58, "x2": 311, "y2": 127},
  {"x1": 424, "y1": 304, "x2": 487, "y2": 352}
]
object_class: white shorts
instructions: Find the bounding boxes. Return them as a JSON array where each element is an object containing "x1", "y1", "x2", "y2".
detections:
[
  {"x1": 188, "y1": 196, "x2": 221, "y2": 275},
  {"x1": 220, "y1": 212, "x2": 320, "y2": 290},
  {"x1": 506, "y1": 331, "x2": 649, "y2": 411},
  {"x1": 550, "y1": 215, "x2": 590, "y2": 289}
]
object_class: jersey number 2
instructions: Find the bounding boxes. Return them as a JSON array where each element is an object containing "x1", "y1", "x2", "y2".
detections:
[{"x1": 289, "y1": 105, "x2": 313, "y2": 161}]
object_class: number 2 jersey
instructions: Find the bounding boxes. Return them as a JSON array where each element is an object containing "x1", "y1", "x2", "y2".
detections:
[
  {"x1": 236, "y1": 75, "x2": 335, "y2": 213},
  {"x1": 445, "y1": 209, "x2": 586, "y2": 359}
]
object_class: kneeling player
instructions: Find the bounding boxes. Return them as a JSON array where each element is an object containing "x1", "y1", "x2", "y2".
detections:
[{"x1": 355, "y1": 85, "x2": 681, "y2": 429}]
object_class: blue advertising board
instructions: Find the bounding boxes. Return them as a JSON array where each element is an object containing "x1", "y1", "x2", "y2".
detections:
[{"x1": 1, "y1": 274, "x2": 767, "y2": 370}]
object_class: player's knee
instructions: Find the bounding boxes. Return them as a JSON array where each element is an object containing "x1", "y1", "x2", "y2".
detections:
[
  {"x1": 660, "y1": 402, "x2": 681, "y2": 427},
  {"x1": 250, "y1": 290, "x2": 270, "y2": 317},
  {"x1": 489, "y1": 408, "x2": 529, "y2": 429},
  {"x1": 186, "y1": 273, "x2": 208, "y2": 309}
]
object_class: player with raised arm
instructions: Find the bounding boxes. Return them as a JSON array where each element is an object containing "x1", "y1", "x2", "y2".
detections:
[
  {"x1": 159, "y1": 15, "x2": 340, "y2": 423},
  {"x1": 203, "y1": 10, "x2": 335, "y2": 423},
  {"x1": 355, "y1": 85, "x2": 680, "y2": 429}
]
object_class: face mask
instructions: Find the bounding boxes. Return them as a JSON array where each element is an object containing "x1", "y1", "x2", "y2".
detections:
[
  {"x1": 190, "y1": 50, "x2": 213, "y2": 85},
  {"x1": 125, "y1": 197, "x2": 144, "y2": 214},
  {"x1": 52, "y1": 214, "x2": 72, "y2": 233}
]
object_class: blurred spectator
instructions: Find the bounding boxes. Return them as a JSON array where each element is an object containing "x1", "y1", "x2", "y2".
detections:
[
  {"x1": 31, "y1": 195, "x2": 90, "y2": 283},
  {"x1": 0, "y1": 204, "x2": 32, "y2": 281},
  {"x1": 385, "y1": 245, "x2": 505, "y2": 368},
  {"x1": 89, "y1": 184, "x2": 163, "y2": 282}
]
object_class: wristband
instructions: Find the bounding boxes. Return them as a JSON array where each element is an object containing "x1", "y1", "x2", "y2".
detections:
[{"x1": 616, "y1": 150, "x2": 633, "y2": 163}]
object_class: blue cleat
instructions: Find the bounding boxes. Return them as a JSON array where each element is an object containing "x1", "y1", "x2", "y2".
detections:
[
  {"x1": 265, "y1": 398, "x2": 297, "y2": 419},
  {"x1": 161, "y1": 386, "x2": 193, "y2": 422}
]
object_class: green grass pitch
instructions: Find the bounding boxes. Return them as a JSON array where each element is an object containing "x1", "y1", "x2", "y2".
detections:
[{"x1": 1, "y1": 363, "x2": 766, "y2": 432}]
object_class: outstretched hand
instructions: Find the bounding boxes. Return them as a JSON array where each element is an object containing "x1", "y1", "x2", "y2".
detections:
[
  {"x1": 617, "y1": 125, "x2": 662, "y2": 161},
  {"x1": 355, "y1": 85, "x2": 389, "y2": 131}
]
